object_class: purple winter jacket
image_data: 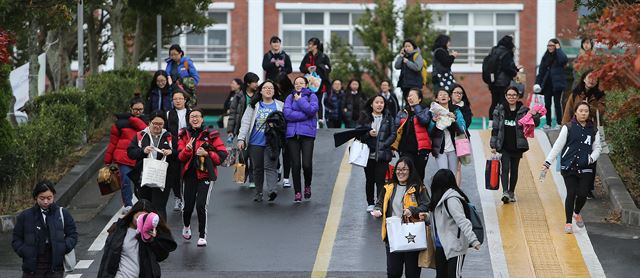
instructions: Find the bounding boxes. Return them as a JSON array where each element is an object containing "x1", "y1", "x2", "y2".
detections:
[{"x1": 284, "y1": 88, "x2": 319, "y2": 138}]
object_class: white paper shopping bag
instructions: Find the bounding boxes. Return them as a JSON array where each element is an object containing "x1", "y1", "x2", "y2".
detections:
[{"x1": 386, "y1": 216, "x2": 428, "y2": 253}]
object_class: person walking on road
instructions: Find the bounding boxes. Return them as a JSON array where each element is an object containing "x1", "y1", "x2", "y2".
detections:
[
  {"x1": 341, "y1": 79, "x2": 366, "y2": 128},
  {"x1": 178, "y1": 108, "x2": 228, "y2": 246},
  {"x1": 393, "y1": 88, "x2": 432, "y2": 180},
  {"x1": 228, "y1": 72, "x2": 260, "y2": 188},
  {"x1": 357, "y1": 95, "x2": 397, "y2": 212},
  {"x1": 127, "y1": 112, "x2": 175, "y2": 220},
  {"x1": 428, "y1": 169, "x2": 481, "y2": 278},
  {"x1": 534, "y1": 38, "x2": 568, "y2": 129},
  {"x1": 542, "y1": 102, "x2": 602, "y2": 234},
  {"x1": 262, "y1": 35, "x2": 292, "y2": 84},
  {"x1": 12, "y1": 181, "x2": 78, "y2": 278},
  {"x1": 394, "y1": 39, "x2": 424, "y2": 101},
  {"x1": 490, "y1": 86, "x2": 541, "y2": 204},
  {"x1": 379, "y1": 80, "x2": 400, "y2": 118},
  {"x1": 450, "y1": 84, "x2": 473, "y2": 185},
  {"x1": 299, "y1": 37, "x2": 331, "y2": 119},
  {"x1": 371, "y1": 157, "x2": 429, "y2": 278},
  {"x1": 165, "y1": 44, "x2": 200, "y2": 106},
  {"x1": 284, "y1": 76, "x2": 319, "y2": 203},
  {"x1": 237, "y1": 80, "x2": 285, "y2": 202},
  {"x1": 145, "y1": 70, "x2": 173, "y2": 115},
  {"x1": 165, "y1": 90, "x2": 191, "y2": 212},
  {"x1": 428, "y1": 89, "x2": 467, "y2": 175},
  {"x1": 98, "y1": 199, "x2": 177, "y2": 278},
  {"x1": 104, "y1": 98, "x2": 148, "y2": 214},
  {"x1": 324, "y1": 79, "x2": 344, "y2": 128}
]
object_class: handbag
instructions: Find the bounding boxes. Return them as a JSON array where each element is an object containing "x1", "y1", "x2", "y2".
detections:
[
  {"x1": 141, "y1": 153, "x2": 168, "y2": 190},
  {"x1": 432, "y1": 48, "x2": 457, "y2": 91},
  {"x1": 233, "y1": 151, "x2": 247, "y2": 184},
  {"x1": 305, "y1": 72, "x2": 322, "y2": 93},
  {"x1": 221, "y1": 147, "x2": 238, "y2": 167},
  {"x1": 455, "y1": 133, "x2": 471, "y2": 158},
  {"x1": 59, "y1": 207, "x2": 76, "y2": 272},
  {"x1": 348, "y1": 139, "x2": 369, "y2": 167},
  {"x1": 97, "y1": 165, "x2": 121, "y2": 195},
  {"x1": 390, "y1": 119, "x2": 406, "y2": 151},
  {"x1": 485, "y1": 155, "x2": 501, "y2": 190},
  {"x1": 386, "y1": 216, "x2": 428, "y2": 253},
  {"x1": 418, "y1": 227, "x2": 436, "y2": 269}
]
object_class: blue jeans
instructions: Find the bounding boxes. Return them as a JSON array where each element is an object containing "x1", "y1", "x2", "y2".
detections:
[{"x1": 118, "y1": 164, "x2": 134, "y2": 207}]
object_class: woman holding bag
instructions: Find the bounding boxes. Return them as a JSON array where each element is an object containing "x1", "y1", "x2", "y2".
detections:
[
  {"x1": 490, "y1": 86, "x2": 540, "y2": 204},
  {"x1": 127, "y1": 112, "x2": 175, "y2": 220},
  {"x1": 371, "y1": 157, "x2": 429, "y2": 278},
  {"x1": 356, "y1": 95, "x2": 396, "y2": 212},
  {"x1": 427, "y1": 89, "x2": 467, "y2": 176},
  {"x1": 393, "y1": 88, "x2": 432, "y2": 180},
  {"x1": 237, "y1": 80, "x2": 285, "y2": 202},
  {"x1": 428, "y1": 169, "x2": 481, "y2": 278}
]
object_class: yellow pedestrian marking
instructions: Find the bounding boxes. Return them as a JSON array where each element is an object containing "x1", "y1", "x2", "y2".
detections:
[
  {"x1": 478, "y1": 130, "x2": 590, "y2": 277},
  {"x1": 311, "y1": 146, "x2": 352, "y2": 278}
]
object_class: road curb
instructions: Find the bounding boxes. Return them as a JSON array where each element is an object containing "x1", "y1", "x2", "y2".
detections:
[
  {"x1": 546, "y1": 129, "x2": 640, "y2": 226},
  {"x1": 0, "y1": 136, "x2": 108, "y2": 233}
]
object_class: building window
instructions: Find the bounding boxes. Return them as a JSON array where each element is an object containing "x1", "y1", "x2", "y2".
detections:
[
  {"x1": 181, "y1": 11, "x2": 231, "y2": 64},
  {"x1": 280, "y1": 11, "x2": 370, "y2": 67},
  {"x1": 433, "y1": 12, "x2": 518, "y2": 66}
]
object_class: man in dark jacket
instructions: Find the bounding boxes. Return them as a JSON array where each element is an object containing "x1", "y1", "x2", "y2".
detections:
[
  {"x1": 13, "y1": 181, "x2": 78, "y2": 277},
  {"x1": 262, "y1": 36, "x2": 292, "y2": 82}
]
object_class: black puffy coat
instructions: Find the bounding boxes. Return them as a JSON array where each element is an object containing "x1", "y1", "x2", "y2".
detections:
[
  {"x1": 12, "y1": 204, "x2": 78, "y2": 274},
  {"x1": 97, "y1": 218, "x2": 177, "y2": 278},
  {"x1": 535, "y1": 48, "x2": 568, "y2": 92},
  {"x1": 357, "y1": 112, "x2": 397, "y2": 162},
  {"x1": 492, "y1": 46, "x2": 519, "y2": 87}
]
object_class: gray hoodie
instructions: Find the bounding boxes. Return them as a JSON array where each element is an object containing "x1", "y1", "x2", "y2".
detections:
[{"x1": 430, "y1": 189, "x2": 479, "y2": 259}]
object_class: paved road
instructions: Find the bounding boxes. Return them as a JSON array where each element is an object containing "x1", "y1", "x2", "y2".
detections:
[{"x1": 1, "y1": 128, "x2": 640, "y2": 278}]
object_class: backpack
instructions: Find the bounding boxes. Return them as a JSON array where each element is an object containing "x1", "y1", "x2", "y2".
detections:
[
  {"x1": 482, "y1": 47, "x2": 507, "y2": 85},
  {"x1": 412, "y1": 52, "x2": 429, "y2": 85},
  {"x1": 444, "y1": 196, "x2": 484, "y2": 246}
]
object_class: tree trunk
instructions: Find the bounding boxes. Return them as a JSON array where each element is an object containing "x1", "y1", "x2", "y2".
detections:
[
  {"x1": 111, "y1": 0, "x2": 126, "y2": 70},
  {"x1": 46, "y1": 23, "x2": 75, "y2": 91},
  {"x1": 28, "y1": 19, "x2": 40, "y2": 99},
  {"x1": 87, "y1": 7, "x2": 100, "y2": 74},
  {"x1": 131, "y1": 13, "x2": 143, "y2": 66}
]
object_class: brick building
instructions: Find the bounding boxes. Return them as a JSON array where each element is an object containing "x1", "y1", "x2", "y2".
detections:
[{"x1": 139, "y1": 0, "x2": 579, "y2": 117}]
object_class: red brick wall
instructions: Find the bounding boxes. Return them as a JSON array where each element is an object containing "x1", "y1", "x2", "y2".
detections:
[{"x1": 556, "y1": 0, "x2": 578, "y2": 40}]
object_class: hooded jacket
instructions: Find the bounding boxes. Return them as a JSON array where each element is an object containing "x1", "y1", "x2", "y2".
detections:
[
  {"x1": 491, "y1": 45, "x2": 519, "y2": 88},
  {"x1": 104, "y1": 114, "x2": 148, "y2": 167},
  {"x1": 97, "y1": 218, "x2": 177, "y2": 278},
  {"x1": 374, "y1": 183, "x2": 430, "y2": 242},
  {"x1": 165, "y1": 56, "x2": 200, "y2": 85},
  {"x1": 394, "y1": 48, "x2": 424, "y2": 88},
  {"x1": 284, "y1": 88, "x2": 319, "y2": 139},
  {"x1": 227, "y1": 90, "x2": 251, "y2": 135},
  {"x1": 178, "y1": 127, "x2": 228, "y2": 181},
  {"x1": 12, "y1": 203, "x2": 78, "y2": 274},
  {"x1": 430, "y1": 189, "x2": 479, "y2": 260},
  {"x1": 126, "y1": 128, "x2": 175, "y2": 186},
  {"x1": 490, "y1": 102, "x2": 540, "y2": 152}
]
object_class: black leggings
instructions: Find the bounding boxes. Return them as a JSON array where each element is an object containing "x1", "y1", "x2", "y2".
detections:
[
  {"x1": 182, "y1": 174, "x2": 212, "y2": 239},
  {"x1": 500, "y1": 151, "x2": 522, "y2": 193},
  {"x1": 489, "y1": 86, "x2": 507, "y2": 120},
  {"x1": 282, "y1": 144, "x2": 291, "y2": 179},
  {"x1": 400, "y1": 152, "x2": 429, "y2": 181},
  {"x1": 326, "y1": 119, "x2": 342, "y2": 128},
  {"x1": 562, "y1": 171, "x2": 593, "y2": 223},
  {"x1": 138, "y1": 185, "x2": 171, "y2": 221},
  {"x1": 435, "y1": 247, "x2": 465, "y2": 278},
  {"x1": 166, "y1": 162, "x2": 182, "y2": 199},
  {"x1": 287, "y1": 136, "x2": 315, "y2": 193},
  {"x1": 543, "y1": 89, "x2": 563, "y2": 125},
  {"x1": 385, "y1": 244, "x2": 421, "y2": 278},
  {"x1": 364, "y1": 159, "x2": 388, "y2": 205}
]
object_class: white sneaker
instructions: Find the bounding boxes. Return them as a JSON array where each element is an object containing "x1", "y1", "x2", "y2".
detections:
[
  {"x1": 173, "y1": 198, "x2": 183, "y2": 212},
  {"x1": 283, "y1": 179, "x2": 291, "y2": 188},
  {"x1": 543, "y1": 124, "x2": 551, "y2": 129},
  {"x1": 122, "y1": 206, "x2": 132, "y2": 215},
  {"x1": 197, "y1": 237, "x2": 207, "y2": 247},
  {"x1": 248, "y1": 182, "x2": 256, "y2": 189},
  {"x1": 366, "y1": 205, "x2": 375, "y2": 212},
  {"x1": 182, "y1": 226, "x2": 192, "y2": 240}
]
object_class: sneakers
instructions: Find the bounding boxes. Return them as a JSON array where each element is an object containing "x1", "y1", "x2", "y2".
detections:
[
  {"x1": 268, "y1": 192, "x2": 277, "y2": 202},
  {"x1": 248, "y1": 182, "x2": 256, "y2": 189},
  {"x1": 122, "y1": 206, "x2": 132, "y2": 215},
  {"x1": 294, "y1": 192, "x2": 302, "y2": 203},
  {"x1": 283, "y1": 179, "x2": 291, "y2": 188},
  {"x1": 508, "y1": 192, "x2": 517, "y2": 202},
  {"x1": 173, "y1": 198, "x2": 183, "y2": 212},
  {"x1": 253, "y1": 192, "x2": 263, "y2": 202},
  {"x1": 564, "y1": 223, "x2": 573, "y2": 234},
  {"x1": 501, "y1": 192, "x2": 510, "y2": 204},
  {"x1": 586, "y1": 190, "x2": 595, "y2": 199},
  {"x1": 543, "y1": 124, "x2": 551, "y2": 129},
  {"x1": 197, "y1": 238, "x2": 207, "y2": 247},
  {"x1": 366, "y1": 205, "x2": 375, "y2": 212},
  {"x1": 304, "y1": 186, "x2": 311, "y2": 199},
  {"x1": 574, "y1": 213, "x2": 585, "y2": 228},
  {"x1": 182, "y1": 226, "x2": 192, "y2": 240}
]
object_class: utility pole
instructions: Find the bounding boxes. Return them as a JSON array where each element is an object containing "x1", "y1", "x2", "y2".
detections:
[
  {"x1": 77, "y1": 0, "x2": 84, "y2": 89},
  {"x1": 157, "y1": 15, "x2": 162, "y2": 70}
]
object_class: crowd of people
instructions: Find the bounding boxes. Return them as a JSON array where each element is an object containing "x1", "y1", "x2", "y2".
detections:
[{"x1": 10, "y1": 31, "x2": 607, "y2": 277}]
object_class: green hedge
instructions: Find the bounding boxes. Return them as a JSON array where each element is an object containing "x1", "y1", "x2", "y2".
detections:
[
  {"x1": 605, "y1": 89, "x2": 640, "y2": 206},
  {"x1": 0, "y1": 69, "x2": 151, "y2": 214}
]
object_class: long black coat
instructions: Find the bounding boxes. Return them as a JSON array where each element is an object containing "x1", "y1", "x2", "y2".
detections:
[
  {"x1": 12, "y1": 204, "x2": 78, "y2": 274},
  {"x1": 97, "y1": 218, "x2": 177, "y2": 278}
]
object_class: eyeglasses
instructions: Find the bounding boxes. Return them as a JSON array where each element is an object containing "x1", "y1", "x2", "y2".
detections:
[
  {"x1": 189, "y1": 115, "x2": 203, "y2": 119},
  {"x1": 396, "y1": 168, "x2": 410, "y2": 173},
  {"x1": 173, "y1": 97, "x2": 185, "y2": 101},
  {"x1": 151, "y1": 122, "x2": 164, "y2": 126},
  {"x1": 506, "y1": 94, "x2": 519, "y2": 98},
  {"x1": 132, "y1": 108, "x2": 144, "y2": 112}
]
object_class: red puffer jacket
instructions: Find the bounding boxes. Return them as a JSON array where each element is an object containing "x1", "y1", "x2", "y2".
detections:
[
  {"x1": 178, "y1": 127, "x2": 227, "y2": 181},
  {"x1": 104, "y1": 114, "x2": 148, "y2": 167}
]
